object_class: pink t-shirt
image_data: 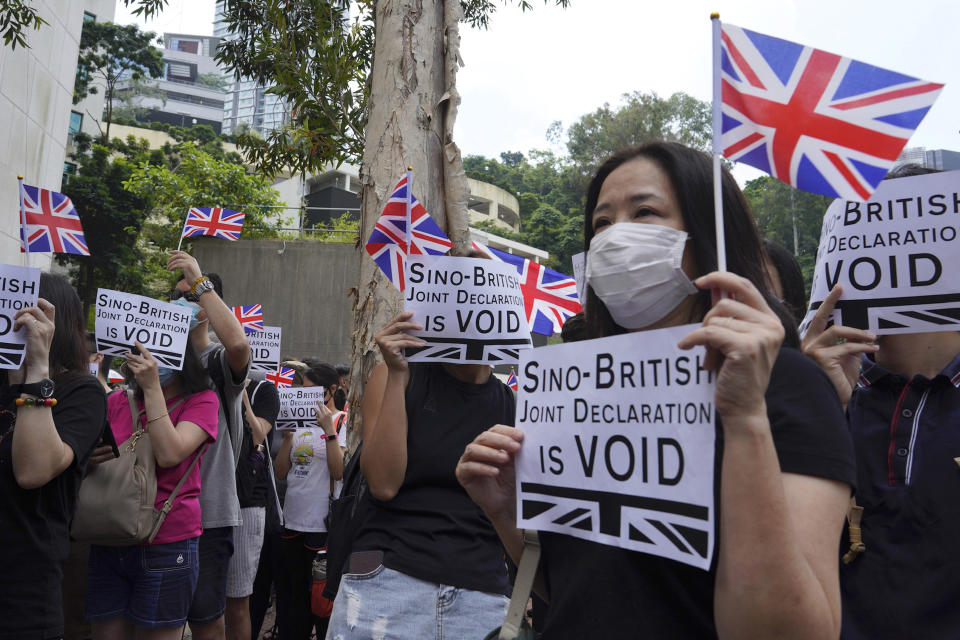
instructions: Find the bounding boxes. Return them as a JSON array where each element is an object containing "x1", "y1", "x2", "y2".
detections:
[{"x1": 106, "y1": 390, "x2": 219, "y2": 544}]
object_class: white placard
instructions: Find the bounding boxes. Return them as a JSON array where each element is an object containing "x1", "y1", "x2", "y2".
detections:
[
  {"x1": 95, "y1": 288, "x2": 191, "y2": 370},
  {"x1": 276, "y1": 386, "x2": 324, "y2": 431},
  {"x1": 571, "y1": 251, "x2": 586, "y2": 304},
  {"x1": 0, "y1": 264, "x2": 41, "y2": 369},
  {"x1": 801, "y1": 170, "x2": 960, "y2": 336},
  {"x1": 403, "y1": 255, "x2": 533, "y2": 364},
  {"x1": 88, "y1": 362, "x2": 99, "y2": 376},
  {"x1": 515, "y1": 324, "x2": 717, "y2": 570},
  {"x1": 249, "y1": 325, "x2": 282, "y2": 372}
]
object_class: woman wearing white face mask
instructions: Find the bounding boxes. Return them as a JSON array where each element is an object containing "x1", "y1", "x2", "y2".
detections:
[
  {"x1": 86, "y1": 339, "x2": 219, "y2": 639},
  {"x1": 457, "y1": 142, "x2": 856, "y2": 639}
]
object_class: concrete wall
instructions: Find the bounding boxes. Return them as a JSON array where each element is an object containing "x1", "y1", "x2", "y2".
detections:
[{"x1": 193, "y1": 239, "x2": 360, "y2": 366}]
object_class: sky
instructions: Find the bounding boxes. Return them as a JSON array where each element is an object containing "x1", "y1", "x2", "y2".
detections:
[{"x1": 115, "y1": 0, "x2": 960, "y2": 183}]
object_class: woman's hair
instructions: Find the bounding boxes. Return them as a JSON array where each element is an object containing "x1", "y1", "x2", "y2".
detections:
[
  {"x1": 177, "y1": 341, "x2": 212, "y2": 396},
  {"x1": 304, "y1": 364, "x2": 339, "y2": 391},
  {"x1": 763, "y1": 239, "x2": 807, "y2": 325},
  {"x1": 582, "y1": 142, "x2": 799, "y2": 346},
  {"x1": 122, "y1": 339, "x2": 210, "y2": 396},
  {"x1": 40, "y1": 273, "x2": 88, "y2": 382}
]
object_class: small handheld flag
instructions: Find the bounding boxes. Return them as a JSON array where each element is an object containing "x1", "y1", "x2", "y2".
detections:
[
  {"x1": 716, "y1": 21, "x2": 943, "y2": 201},
  {"x1": 474, "y1": 242, "x2": 582, "y2": 336},
  {"x1": 180, "y1": 207, "x2": 246, "y2": 246},
  {"x1": 506, "y1": 368, "x2": 518, "y2": 392},
  {"x1": 19, "y1": 183, "x2": 89, "y2": 256},
  {"x1": 266, "y1": 366, "x2": 295, "y2": 388},
  {"x1": 231, "y1": 304, "x2": 264, "y2": 334},
  {"x1": 365, "y1": 174, "x2": 453, "y2": 291}
]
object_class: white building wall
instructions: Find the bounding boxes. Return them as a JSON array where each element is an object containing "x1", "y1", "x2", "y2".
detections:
[{"x1": 0, "y1": 0, "x2": 113, "y2": 266}]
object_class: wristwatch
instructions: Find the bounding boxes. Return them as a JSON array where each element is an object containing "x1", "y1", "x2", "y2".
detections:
[
  {"x1": 184, "y1": 276, "x2": 215, "y2": 302},
  {"x1": 20, "y1": 378, "x2": 55, "y2": 399}
]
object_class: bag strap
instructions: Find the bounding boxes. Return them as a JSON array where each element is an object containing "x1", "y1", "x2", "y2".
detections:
[
  {"x1": 499, "y1": 530, "x2": 541, "y2": 640},
  {"x1": 841, "y1": 496, "x2": 866, "y2": 564},
  {"x1": 146, "y1": 441, "x2": 210, "y2": 543}
]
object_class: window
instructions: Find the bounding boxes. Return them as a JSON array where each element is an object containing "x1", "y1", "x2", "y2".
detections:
[
  {"x1": 68, "y1": 111, "x2": 83, "y2": 135},
  {"x1": 170, "y1": 38, "x2": 199, "y2": 54},
  {"x1": 83, "y1": 11, "x2": 96, "y2": 21},
  {"x1": 62, "y1": 162, "x2": 77, "y2": 185},
  {"x1": 167, "y1": 62, "x2": 193, "y2": 80}
]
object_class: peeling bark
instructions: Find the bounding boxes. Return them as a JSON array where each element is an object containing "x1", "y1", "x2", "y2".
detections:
[{"x1": 345, "y1": 0, "x2": 470, "y2": 451}]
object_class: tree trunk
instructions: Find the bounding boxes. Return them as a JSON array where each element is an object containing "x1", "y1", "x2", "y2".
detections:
[{"x1": 345, "y1": 0, "x2": 470, "y2": 451}]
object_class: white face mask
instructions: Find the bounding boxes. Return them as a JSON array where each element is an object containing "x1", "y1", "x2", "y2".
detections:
[{"x1": 586, "y1": 223, "x2": 698, "y2": 329}]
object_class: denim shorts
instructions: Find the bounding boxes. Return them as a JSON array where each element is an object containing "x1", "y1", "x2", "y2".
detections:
[
  {"x1": 86, "y1": 537, "x2": 200, "y2": 629},
  {"x1": 327, "y1": 563, "x2": 509, "y2": 640}
]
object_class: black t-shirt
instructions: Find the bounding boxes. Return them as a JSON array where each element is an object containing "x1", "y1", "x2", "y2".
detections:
[
  {"x1": 0, "y1": 375, "x2": 106, "y2": 639},
  {"x1": 236, "y1": 379, "x2": 280, "y2": 508},
  {"x1": 354, "y1": 363, "x2": 515, "y2": 595},
  {"x1": 539, "y1": 347, "x2": 857, "y2": 639}
]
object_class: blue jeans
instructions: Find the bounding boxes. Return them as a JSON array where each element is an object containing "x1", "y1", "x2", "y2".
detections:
[
  {"x1": 86, "y1": 538, "x2": 200, "y2": 629},
  {"x1": 326, "y1": 564, "x2": 508, "y2": 640}
]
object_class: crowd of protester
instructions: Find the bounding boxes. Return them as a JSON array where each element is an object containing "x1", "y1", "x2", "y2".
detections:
[{"x1": 0, "y1": 142, "x2": 956, "y2": 640}]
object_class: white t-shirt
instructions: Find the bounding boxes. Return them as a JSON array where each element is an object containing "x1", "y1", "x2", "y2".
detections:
[{"x1": 283, "y1": 412, "x2": 346, "y2": 532}]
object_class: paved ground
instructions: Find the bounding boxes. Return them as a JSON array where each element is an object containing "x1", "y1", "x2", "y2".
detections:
[{"x1": 181, "y1": 602, "x2": 277, "y2": 639}]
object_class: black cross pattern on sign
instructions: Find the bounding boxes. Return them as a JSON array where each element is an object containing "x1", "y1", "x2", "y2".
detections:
[
  {"x1": 405, "y1": 336, "x2": 532, "y2": 362},
  {"x1": 521, "y1": 482, "x2": 711, "y2": 559}
]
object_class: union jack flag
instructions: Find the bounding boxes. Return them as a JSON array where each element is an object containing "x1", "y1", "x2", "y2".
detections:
[
  {"x1": 506, "y1": 369, "x2": 518, "y2": 392},
  {"x1": 182, "y1": 207, "x2": 245, "y2": 241},
  {"x1": 19, "y1": 184, "x2": 89, "y2": 255},
  {"x1": 365, "y1": 175, "x2": 453, "y2": 291},
  {"x1": 474, "y1": 243, "x2": 582, "y2": 336},
  {"x1": 231, "y1": 304, "x2": 264, "y2": 334},
  {"x1": 266, "y1": 366, "x2": 295, "y2": 388},
  {"x1": 719, "y1": 24, "x2": 943, "y2": 201}
]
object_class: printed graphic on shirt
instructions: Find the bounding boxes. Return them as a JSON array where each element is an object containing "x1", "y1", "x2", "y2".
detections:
[
  {"x1": 515, "y1": 325, "x2": 717, "y2": 571},
  {"x1": 291, "y1": 430, "x2": 319, "y2": 479}
]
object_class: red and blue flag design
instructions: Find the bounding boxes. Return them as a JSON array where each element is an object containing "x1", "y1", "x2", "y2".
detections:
[
  {"x1": 231, "y1": 304, "x2": 264, "y2": 334},
  {"x1": 365, "y1": 175, "x2": 453, "y2": 291},
  {"x1": 506, "y1": 369, "x2": 518, "y2": 392},
  {"x1": 20, "y1": 184, "x2": 89, "y2": 255},
  {"x1": 182, "y1": 207, "x2": 246, "y2": 241},
  {"x1": 266, "y1": 366, "x2": 295, "y2": 388},
  {"x1": 719, "y1": 24, "x2": 943, "y2": 201},
  {"x1": 474, "y1": 243, "x2": 582, "y2": 336}
]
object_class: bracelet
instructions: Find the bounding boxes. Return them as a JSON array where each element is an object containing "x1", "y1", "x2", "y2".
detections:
[
  {"x1": 321, "y1": 433, "x2": 337, "y2": 442},
  {"x1": 189, "y1": 275, "x2": 209, "y2": 295},
  {"x1": 146, "y1": 412, "x2": 169, "y2": 425},
  {"x1": 16, "y1": 397, "x2": 57, "y2": 407}
]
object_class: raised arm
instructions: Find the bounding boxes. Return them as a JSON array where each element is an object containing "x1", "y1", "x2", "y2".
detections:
[
  {"x1": 126, "y1": 342, "x2": 211, "y2": 468},
  {"x1": 359, "y1": 312, "x2": 424, "y2": 501},
  {"x1": 678, "y1": 272, "x2": 850, "y2": 640},
  {"x1": 168, "y1": 250, "x2": 250, "y2": 379},
  {"x1": 316, "y1": 400, "x2": 344, "y2": 481},
  {"x1": 10, "y1": 300, "x2": 82, "y2": 488}
]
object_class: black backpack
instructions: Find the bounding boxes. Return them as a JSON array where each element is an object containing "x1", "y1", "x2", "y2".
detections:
[{"x1": 322, "y1": 441, "x2": 371, "y2": 600}]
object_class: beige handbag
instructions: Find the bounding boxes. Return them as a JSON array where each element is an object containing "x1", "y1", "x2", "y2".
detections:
[{"x1": 71, "y1": 390, "x2": 204, "y2": 545}]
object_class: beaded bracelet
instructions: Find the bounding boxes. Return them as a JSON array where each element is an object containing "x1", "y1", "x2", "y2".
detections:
[{"x1": 16, "y1": 397, "x2": 57, "y2": 407}]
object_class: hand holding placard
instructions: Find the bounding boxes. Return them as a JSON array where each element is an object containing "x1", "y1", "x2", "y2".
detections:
[
  {"x1": 10, "y1": 298, "x2": 55, "y2": 382},
  {"x1": 0, "y1": 264, "x2": 41, "y2": 371},
  {"x1": 374, "y1": 311, "x2": 425, "y2": 374},
  {"x1": 677, "y1": 272, "x2": 783, "y2": 425},
  {"x1": 800, "y1": 284, "x2": 878, "y2": 407},
  {"x1": 123, "y1": 341, "x2": 162, "y2": 393}
]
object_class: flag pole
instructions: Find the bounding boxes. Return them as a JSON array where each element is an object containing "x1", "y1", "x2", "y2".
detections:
[
  {"x1": 405, "y1": 166, "x2": 413, "y2": 255},
  {"x1": 711, "y1": 12, "x2": 727, "y2": 273},
  {"x1": 176, "y1": 216, "x2": 186, "y2": 252},
  {"x1": 17, "y1": 175, "x2": 30, "y2": 268}
]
